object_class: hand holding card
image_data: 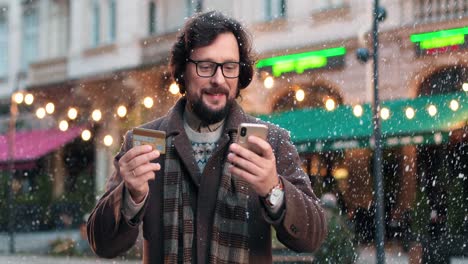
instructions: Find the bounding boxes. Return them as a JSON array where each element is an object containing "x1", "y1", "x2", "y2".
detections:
[{"x1": 132, "y1": 128, "x2": 166, "y2": 154}]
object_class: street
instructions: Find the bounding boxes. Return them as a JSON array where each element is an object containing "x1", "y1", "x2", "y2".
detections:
[
  {"x1": 0, "y1": 255, "x2": 139, "y2": 264},
  {"x1": 1, "y1": 248, "x2": 468, "y2": 264}
]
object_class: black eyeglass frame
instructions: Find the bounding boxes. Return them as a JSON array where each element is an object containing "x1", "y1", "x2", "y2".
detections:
[{"x1": 187, "y1": 58, "x2": 242, "y2": 78}]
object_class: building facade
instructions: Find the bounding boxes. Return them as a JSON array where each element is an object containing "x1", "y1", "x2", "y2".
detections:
[{"x1": 0, "y1": 0, "x2": 467, "y2": 258}]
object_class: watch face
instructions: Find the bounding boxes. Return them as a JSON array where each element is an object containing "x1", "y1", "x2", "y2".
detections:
[{"x1": 268, "y1": 188, "x2": 284, "y2": 206}]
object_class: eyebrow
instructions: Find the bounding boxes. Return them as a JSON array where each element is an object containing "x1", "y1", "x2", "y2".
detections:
[{"x1": 190, "y1": 57, "x2": 240, "y2": 62}]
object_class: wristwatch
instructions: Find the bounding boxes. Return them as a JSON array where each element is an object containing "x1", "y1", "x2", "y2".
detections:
[{"x1": 264, "y1": 178, "x2": 284, "y2": 207}]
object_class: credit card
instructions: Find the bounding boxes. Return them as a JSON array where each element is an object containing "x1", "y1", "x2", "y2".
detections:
[{"x1": 132, "y1": 128, "x2": 166, "y2": 154}]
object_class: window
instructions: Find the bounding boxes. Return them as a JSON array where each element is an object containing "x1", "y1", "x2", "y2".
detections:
[
  {"x1": 91, "y1": 0, "x2": 100, "y2": 46},
  {"x1": 90, "y1": 0, "x2": 117, "y2": 47},
  {"x1": 0, "y1": 7, "x2": 8, "y2": 77},
  {"x1": 48, "y1": 0, "x2": 70, "y2": 58},
  {"x1": 149, "y1": 1, "x2": 157, "y2": 35},
  {"x1": 109, "y1": 0, "x2": 116, "y2": 42},
  {"x1": 21, "y1": 1, "x2": 39, "y2": 71},
  {"x1": 265, "y1": 0, "x2": 287, "y2": 21},
  {"x1": 414, "y1": 0, "x2": 468, "y2": 21},
  {"x1": 186, "y1": 0, "x2": 201, "y2": 18}
]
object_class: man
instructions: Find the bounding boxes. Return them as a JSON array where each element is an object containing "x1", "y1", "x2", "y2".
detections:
[{"x1": 87, "y1": 11, "x2": 327, "y2": 264}]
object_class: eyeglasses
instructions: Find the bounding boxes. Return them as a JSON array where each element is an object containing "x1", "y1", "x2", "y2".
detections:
[{"x1": 187, "y1": 58, "x2": 241, "y2": 78}]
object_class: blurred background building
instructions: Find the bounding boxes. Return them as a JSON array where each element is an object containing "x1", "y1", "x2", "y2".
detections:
[{"x1": 0, "y1": 0, "x2": 467, "y2": 261}]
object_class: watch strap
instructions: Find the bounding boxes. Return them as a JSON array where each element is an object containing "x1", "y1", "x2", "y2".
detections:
[{"x1": 263, "y1": 178, "x2": 284, "y2": 207}]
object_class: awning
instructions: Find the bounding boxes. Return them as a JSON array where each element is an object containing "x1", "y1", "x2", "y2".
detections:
[
  {"x1": 259, "y1": 92, "x2": 467, "y2": 152},
  {"x1": 0, "y1": 126, "x2": 84, "y2": 167}
]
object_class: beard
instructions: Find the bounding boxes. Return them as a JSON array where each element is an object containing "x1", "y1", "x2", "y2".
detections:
[
  {"x1": 190, "y1": 96, "x2": 234, "y2": 124},
  {"x1": 187, "y1": 87, "x2": 235, "y2": 124}
]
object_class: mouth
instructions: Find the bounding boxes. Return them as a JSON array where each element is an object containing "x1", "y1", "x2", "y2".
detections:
[
  {"x1": 204, "y1": 92, "x2": 226, "y2": 99},
  {"x1": 202, "y1": 88, "x2": 229, "y2": 100}
]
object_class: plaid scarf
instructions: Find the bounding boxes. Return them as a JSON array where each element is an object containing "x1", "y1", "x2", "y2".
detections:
[{"x1": 163, "y1": 134, "x2": 250, "y2": 264}]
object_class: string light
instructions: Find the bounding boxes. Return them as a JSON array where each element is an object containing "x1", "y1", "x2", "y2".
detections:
[
  {"x1": 449, "y1": 99, "x2": 459, "y2": 111},
  {"x1": 92, "y1": 109, "x2": 102, "y2": 121},
  {"x1": 380, "y1": 107, "x2": 390, "y2": 120},
  {"x1": 24, "y1": 94, "x2": 34, "y2": 105},
  {"x1": 143, "y1": 97, "x2": 154, "y2": 108},
  {"x1": 264, "y1": 76, "x2": 274, "y2": 89},
  {"x1": 81, "y1": 129, "x2": 92, "y2": 141},
  {"x1": 353, "y1": 104, "x2": 363, "y2": 117},
  {"x1": 117, "y1": 105, "x2": 127, "y2": 117},
  {"x1": 36, "y1": 108, "x2": 46, "y2": 119},
  {"x1": 68, "y1": 107, "x2": 78, "y2": 120},
  {"x1": 59, "y1": 120, "x2": 69, "y2": 131},
  {"x1": 103, "y1": 135, "x2": 113, "y2": 146},
  {"x1": 463, "y1": 82, "x2": 468, "y2": 92},
  {"x1": 427, "y1": 104, "x2": 437, "y2": 116},
  {"x1": 13, "y1": 92, "x2": 24, "y2": 104},
  {"x1": 169, "y1": 83, "x2": 180, "y2": 95},
  {"x1": 295, "y1": 89, "x2": 305, "y2": 102},
  {"x1": 325, "y1": 98, "x2": 336, "y2": 111},
  {"x1": 405, "y1": 107, "x2": 415, "y2": 119},
  {"x1": 46, "y1": 102, "x2": 55, "y2": 114}
]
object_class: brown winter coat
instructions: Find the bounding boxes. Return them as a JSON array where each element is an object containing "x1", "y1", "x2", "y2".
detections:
[{"x1": 87, "y1": 98, "x2": 327, "y2": 263}]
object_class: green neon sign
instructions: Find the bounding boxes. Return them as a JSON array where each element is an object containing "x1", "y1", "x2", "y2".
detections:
[
  {"x1": 256, "y1": 47, "x2": 346, "y2": 77},
  {"x1": 410, "y1": 26, "x2": 468, "y2": 43},
  {"x1": 419, "y1": 34, "x2": 465, "y2": 49}
]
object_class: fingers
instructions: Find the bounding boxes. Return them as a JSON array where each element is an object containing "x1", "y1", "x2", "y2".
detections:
[
  {"x1": 119, "y1": 145, "x2": 160, "y2": 172},
  {"x1": 121, "y1": 145, "x2": 162, "y2": 202},
  {"x1": 229, "y1": 136, "x2": 274, "y2": 167},
  {"x1": 120, "y1": 145, "x2": 156, "y2": 163},
  {"x1": 247, "y1": 136, "x2": 274, "y2": 159},
  {"x1": 126, "y1": 165, "x2": 159, "y2": 188},
  {"x1": 229, "y1": 136, "x2": 278, "y2": 196},
  {"x1": 227, "y1": 152, "x2": 262, "y2": 176},
  {"x1": 132, "y1": 162, "x2": 161, "y2": 180},
  {"x1": 119, "y1": 144, "x2": 161, "y2": 185}
]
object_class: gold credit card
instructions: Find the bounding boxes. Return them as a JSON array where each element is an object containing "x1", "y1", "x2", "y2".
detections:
[{"x1": 132, "y1": 128, "x2": 166, "y2": 154}]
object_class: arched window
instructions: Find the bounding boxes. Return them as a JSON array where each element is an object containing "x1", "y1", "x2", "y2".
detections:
[
  {"x1": 273, "y1": 85, "x2": 343, "y2": 112},
  {"x1": 419, "y1": 66, "x2": 467, "y2": 96}
]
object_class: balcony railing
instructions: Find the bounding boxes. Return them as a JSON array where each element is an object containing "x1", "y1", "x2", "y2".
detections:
[
  {"x1": 414, "y1": 0, "x2": 468, "y2": 22},
  {"x1": 28, "y1": 57, "x2": 68, "y2": 85},
  {"x1": 140, "y1": 33, "x2": 177, "y2": 66}
]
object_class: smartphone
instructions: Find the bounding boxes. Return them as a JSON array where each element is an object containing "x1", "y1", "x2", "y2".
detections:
[{"x1": 236, "y1": 123, "x2": 268, "y2": 155}]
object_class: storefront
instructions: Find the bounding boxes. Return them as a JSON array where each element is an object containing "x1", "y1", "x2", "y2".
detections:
[{"x1": 260, "y1": 91, "x2": 467, "y2": 250}]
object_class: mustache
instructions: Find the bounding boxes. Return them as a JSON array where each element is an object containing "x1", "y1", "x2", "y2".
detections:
[{"x1": 202, "y1": 87, "x2": 229, "y2": 95}]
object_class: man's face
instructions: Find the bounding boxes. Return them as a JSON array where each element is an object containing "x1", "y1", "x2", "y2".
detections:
[{"x1": 185, "y1": 32, "x2": 240, "y2": 124}]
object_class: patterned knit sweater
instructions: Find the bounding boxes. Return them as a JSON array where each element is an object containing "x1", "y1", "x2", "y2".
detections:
[{"x1": 183, "y1": 121, "x2": 223, "y2": 172}]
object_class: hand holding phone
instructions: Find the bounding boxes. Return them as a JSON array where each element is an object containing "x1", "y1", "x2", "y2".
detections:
[
  {"x1": 236, "y1": 123, "x2": 268, "y2": 155},
  {"x1": 230, "y1": 123, "x2": 278, "y2": 197}
]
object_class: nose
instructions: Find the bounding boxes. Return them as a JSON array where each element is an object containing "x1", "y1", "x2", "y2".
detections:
[{"x1": 210, "y1": 65, "x2": 226, "y2": 85}]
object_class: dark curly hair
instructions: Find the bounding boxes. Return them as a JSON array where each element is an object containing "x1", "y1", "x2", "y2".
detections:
[{"x1": 170, "y1": 11, "x2": 255, "y2": 96}]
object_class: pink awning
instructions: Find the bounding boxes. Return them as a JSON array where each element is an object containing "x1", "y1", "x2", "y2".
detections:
[{"x1": 0, "y1": 126, "x2": 84, "y2": 164}]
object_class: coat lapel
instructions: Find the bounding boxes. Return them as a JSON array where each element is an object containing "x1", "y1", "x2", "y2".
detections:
[{"x1": 165, "y1": 98, "x2": 202, "y2": 186}]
